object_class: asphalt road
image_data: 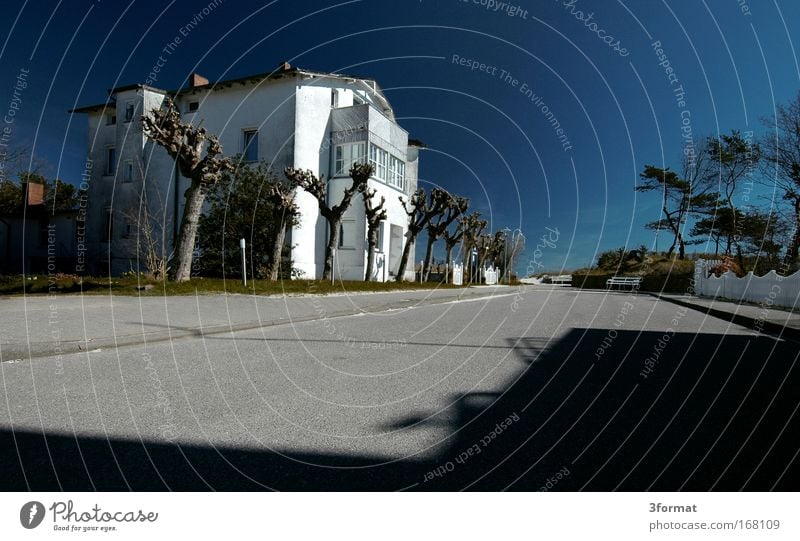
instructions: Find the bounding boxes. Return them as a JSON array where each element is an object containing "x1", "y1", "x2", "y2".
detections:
[{"x1": 2, "y1": 287, "x2": 798, "y2": 490}]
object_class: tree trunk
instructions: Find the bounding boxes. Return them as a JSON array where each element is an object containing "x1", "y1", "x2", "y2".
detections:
[
  {"x1": 171, "y1": 182, "x2": 205, "y2": 282},
  {"x1": 395, "y1": 233, "x2": 415, "y2": 282},
  {"x1": 444, "y1": 244, "x2": 454, "y2": 282},
  {"x1": 364, "y1": 228, "x2": 378, "y2": 281},
  {"x1": 678, "y1": 233, "x2": 685, "y2": 260},
  {"x1": 323, "y1": 217, "x2": 341, "y2": 281},
  {"x1": 423, "y1": 234, "x2": 436, "y2": 281},
  {"x1": 268, "y1": 217, "x2": 288, "y2": 281}
]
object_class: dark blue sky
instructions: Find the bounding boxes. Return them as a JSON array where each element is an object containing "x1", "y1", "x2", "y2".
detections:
[{"x1": 2, "y1": 0, "x2": 799, "y2": 271}]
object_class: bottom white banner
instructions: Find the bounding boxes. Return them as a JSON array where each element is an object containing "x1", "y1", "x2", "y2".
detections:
[{"x1": 1, "y1": 492, "x2": 796, "y2": 540}]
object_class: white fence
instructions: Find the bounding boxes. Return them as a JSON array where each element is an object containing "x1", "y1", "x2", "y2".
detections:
[
  {"x1": 694, "y1": 259, "x2": 800, "y2": 309},
  {"x1": 484, "y1": 267, "x2": 498, "y2": 285},
  {"x1": 452, "y1": 263, "x2": 463, "y2": 286}
]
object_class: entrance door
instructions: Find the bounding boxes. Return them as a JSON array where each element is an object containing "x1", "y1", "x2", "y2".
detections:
[{"x1": 389, "y1": 224, "x2": 403, "y2": 277}]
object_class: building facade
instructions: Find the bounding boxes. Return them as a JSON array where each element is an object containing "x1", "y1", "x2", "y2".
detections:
[{"x1": 72, "y1": 63, "x2": 421, "y2": 280}]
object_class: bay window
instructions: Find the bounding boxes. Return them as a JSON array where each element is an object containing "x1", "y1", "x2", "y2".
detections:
[{"x1": 334, "y1": 142, "x2": 366, "y2": 176}]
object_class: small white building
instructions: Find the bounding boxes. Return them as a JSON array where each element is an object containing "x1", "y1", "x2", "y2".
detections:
[{"x1": 71, "y1": 63, "x2": 422, "y2": 280}]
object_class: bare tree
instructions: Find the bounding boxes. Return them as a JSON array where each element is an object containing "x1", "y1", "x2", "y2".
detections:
[
  {"x1": 359, "y1": 174, "x2": 386, "y2": 281},
  {"x1": 141, "y1": 97, "x2": 234, "y2": 282},
  {"x1": 396, "y1": 187, "x2": 447, "y2": 282},
  {"x1": 423, "y1": 191, "x2": 468, "y2": 281},
  {"x1": 264, "y1": 174, "x2": 300, "y2": 280},
  {"x1": 462, "y1": 213, "x2": 488, "y2": 283},
  {"x1": 443, "y1": 215, "x2": 466, "y2": 281},
  {"x1": 285, "y1": 163, "x2": 369, "y2": 280},
  {"x1": 760, "y1": 92, "x2": 800, "y2": 269}
]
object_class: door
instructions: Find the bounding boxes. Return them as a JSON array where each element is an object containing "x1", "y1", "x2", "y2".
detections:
[{"x1": 389, "y1": 224, "x2": 403, "y2": 277}]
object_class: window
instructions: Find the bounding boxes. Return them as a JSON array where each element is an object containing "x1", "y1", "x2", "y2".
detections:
[
  {"x1": 123, "y1": 222, "x2": 135, "y2": 238},
  {"x1": 334, "y1": 142, "x2": 366, "y2": 176},
  {"x1": 187, "y1": 101, "x2": 199, "y2": 112},
  {"x1": 368, "y1": 144, "x2": 387, "y2": 180},
  {"x1": 124, "y1": 101, "x2": 135, "y2": 122},
  {"x1": 389, "y1": 156, "x2": 398, "y2": 187},
  {"x1": 338, "y1": 219, "x2": 355, "y2": 249},
  {"x1": 376, "y1": 221, "x2": 385, "y2": 252},
  {"x1": 123, "y1": 161, "x2": 133, "y2": 183},
  {"x1": 387, "y1": 156, "x2": 406, "y2": 190},
  {"x1": 243, "y1": 129, "x2": 258, "y2": 162},
  {"x1": 106, "y1": 114, "x2": 116, "y2": 125},
  {"x1": 105, "y1": 147, "x2": 116, "y2": 176},
  {"x1": 103, "y1": 209, "x2": 113, "y2": 242},
  {"x1": 331, "y1": 89, "x2": 339, "y2": 108},
  {"x1": 368, "y1": 144, "x2": 404, "y2": 190}
]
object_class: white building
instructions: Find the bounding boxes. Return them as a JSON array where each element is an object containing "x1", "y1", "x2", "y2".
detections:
[{"x1": 71, "y1": 63, "x2": 422, "y2": 280}]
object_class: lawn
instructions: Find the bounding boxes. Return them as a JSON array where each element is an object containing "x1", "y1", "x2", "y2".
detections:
[{"x1": 0, "y1": 274, "x2": 463, "y2": 297}]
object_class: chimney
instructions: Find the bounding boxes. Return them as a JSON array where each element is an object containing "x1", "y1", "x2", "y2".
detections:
[
  {"x1": 189, "y1": 73, "x2": 209, "y2": 87},
  {"x1": 278, "y1": 61, "x2": 292, "y2": 72},
  {"x1": 24, "y1": 182, "x2": 44, "y2": 206}
]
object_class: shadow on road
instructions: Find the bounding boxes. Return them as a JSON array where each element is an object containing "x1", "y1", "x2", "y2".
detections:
[{"x1": 2, "y1": 329, "x2": 798, "y2": 491}]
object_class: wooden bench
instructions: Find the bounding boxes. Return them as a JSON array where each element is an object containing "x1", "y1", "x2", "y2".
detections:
[
  {"x1": 550, "y1": 275, "x2": 572, "y2": 286},
  {"x1": 606, "y1": 276, "x2": 642, "y2": 290}
]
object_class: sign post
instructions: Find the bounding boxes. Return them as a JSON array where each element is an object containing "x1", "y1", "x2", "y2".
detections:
[
  {"x1": 240, "y1": 238, "x2": 247, "y2": 287},
  {"x1": 469, "y1": 246, "x2": 478, "y2": 282}
]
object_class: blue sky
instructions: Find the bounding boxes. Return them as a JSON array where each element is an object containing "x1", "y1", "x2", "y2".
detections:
[{"x1": 1, "y1": 0, "x2": 799, "y2": 271}]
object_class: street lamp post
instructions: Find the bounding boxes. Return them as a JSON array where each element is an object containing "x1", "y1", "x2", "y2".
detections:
[
  {"x1": 503, "y1": 227, "x2": 511, "y2": 284},
  {"x1": 240, "y1": 238, "x2": 247, "y2": 287},
  {"x1": 509, "y1": 229, "x2": 524, "y2": 283}
]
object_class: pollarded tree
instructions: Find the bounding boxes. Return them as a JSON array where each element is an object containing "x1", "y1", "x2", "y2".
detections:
[
  {"x1": 142, "y1": 97, "x2": 234, "y2": 282},
  {"x1": 443, "y1": 212, "x2": 475, "y2": 281},
  {"x1": 396, "y1": 187, "x2": 448, "y2": 282},
  {"x1": 462, "y1": 212, "x2": 488, "y2": 283},
  {"x1": 462, "y1": 212, "x2": 488, "y2": 264},
  {"x1": 358, "y1": 167, "x2": 386, "y2": 281},
  {"x1": 422, "y1": 191, "x2": 468, "y2": 281},
  {"x1": 265, "y1": 171, "x2": 301, "y2": 280},
  {"x1": 285, "y1": 163, "x2": 369, "y2": 280}
]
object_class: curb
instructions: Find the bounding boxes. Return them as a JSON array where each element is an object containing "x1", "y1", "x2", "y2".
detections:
[{"x1": 649, "y1": 293, "x2": 800, "y2": 342}]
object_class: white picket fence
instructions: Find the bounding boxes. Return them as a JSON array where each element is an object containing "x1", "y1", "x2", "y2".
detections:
[
  {"x1": 694, "y1": 259, "x2": 800, "y2": 309},
  {"x1": 484, "y1": 267, "x2": 498, "y2": 285},
  {"x1": 452, "y1": 263, "x2": 463, "y2": 286}
]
